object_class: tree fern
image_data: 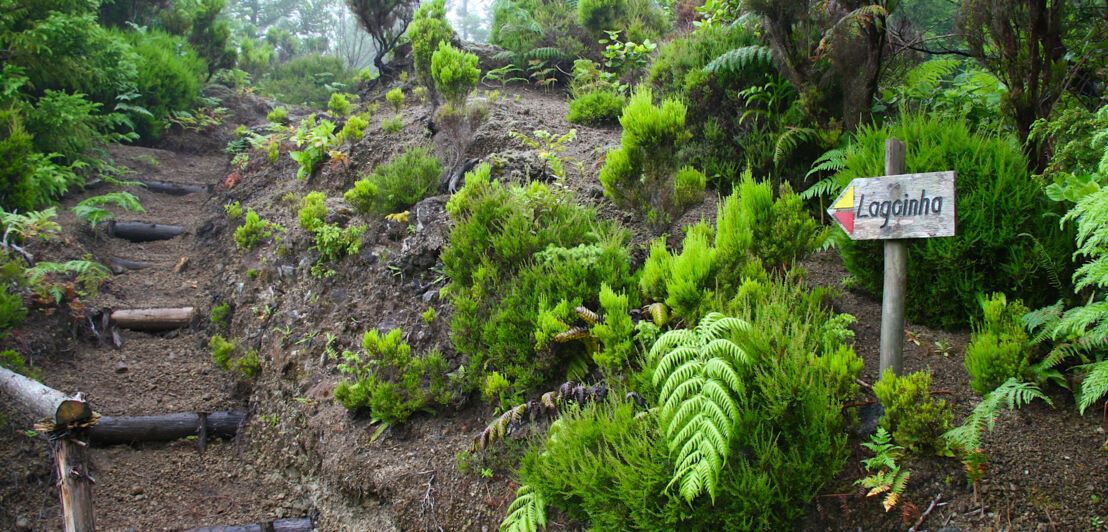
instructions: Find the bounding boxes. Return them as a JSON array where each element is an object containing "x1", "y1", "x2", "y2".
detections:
[
  {"x1": 500, "y1": 484, "x2": 546, "y2": 532},
  {"x1": 72, "y1": 192, "x2": 145, "y2": 229},
  {"x1": 702, "y1": 45, "x2": 773, "y2": 76},
  {"x1": 1075, "y1": 360, "x2": 1108, "y2": 415},
  {"x1": 942, "y1": 378, "x2": 1052, "y2": 453},
  {"x1": 902, "y1": 59, "x2": 960, "y2": 94},
  {"x1": 649, "y1": 312, "x2": 751, "y2": 503}
]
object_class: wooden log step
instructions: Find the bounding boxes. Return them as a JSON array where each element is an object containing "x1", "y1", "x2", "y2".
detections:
[
  {"x1": 111, "y1": 307, "x2": 194, "y2": 331},
  {"x1": 90, "y1": 410, "x2": 246, "y2": 445},
  {"x1": 107, "y1": 221, "x2": 184, "y2": 242},
  {"x1": 138, "y1": 179, "x2": 210, "y2": 196},
  {"x1": 182, "y1": 517, "x2": 314, "y2": 532},
  {"x1": 0, "y1": 366, "x2": 92, "y2": 427},
  {"x1": 108, "y1": 257, "x2": 153, "y2": 273}
]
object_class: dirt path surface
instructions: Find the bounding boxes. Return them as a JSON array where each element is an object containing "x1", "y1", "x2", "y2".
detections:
[{"x1": 1, "y1": 83, "x2": 1106, "y2": 532}]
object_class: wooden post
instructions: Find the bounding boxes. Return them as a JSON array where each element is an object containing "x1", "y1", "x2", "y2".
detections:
[
  {"x1": 52, "y1": 438, "x2": 96, "y2": 532},
  {"x1": 879, "y1": 138, "x2": 907, "y2": 376}
]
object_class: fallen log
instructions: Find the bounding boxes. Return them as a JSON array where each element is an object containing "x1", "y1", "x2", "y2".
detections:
[
  {"x1": 52, "y1": 437, "x2": 95, "y2": 532},
  {"x1": 107, "y1": 221, "x2": 184, "y2": 242},
  {"x1": 111, "y1": 307, "x2": 194, "y2": 331},
  {"x1": 108, "y1": 257, "x2": 153, "y2": 273},
  {"x1": 183, "y1": 517, "x2": 314, "y2": 532},
  {"x1": 138, "y1": 179, "x2": 209, "y2": 196},
  {"x1": 90, "y1": 410, "x2": 246, "y2": 445},
  {"x1": 0, "y1": 366, "x2": 92, "y2": 427}
]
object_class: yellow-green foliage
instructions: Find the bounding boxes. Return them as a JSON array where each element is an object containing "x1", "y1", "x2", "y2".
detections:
[
  {"x1": 965, "y1": 293, "x2": 1032, "y2": 395},
  {"x1": 328, "y1": 92, "x2": 354, "y2": 116},
  {"x1": 431, "y1": 42, "x2": 479, "y2": 106},
  {"x1": 208, "y1": 334, "x2": 236, "y2": 371},
  {"x1": 599, "y1": 88, "x2": 698, "y2": 227},
  {"x1": 1, "y1": 350, "x2": 40, "y2": 380},
  {"x1": 210, "y1": 303, "x2": 231, "y2": 327},
  {"x1": 567, "y1": 90, "x2": 625, "y2": 125},
  {"x1": 386, "y1": 88, "x2": 405, "y2": 113},
  {"x1": 382, "y1": 114, "x2": 404, "y2": 134},
  {"x1": 590, "y1": 284, "x2": 635, "y2": 368},
  {"x1": 339, "y1": 113, "x2": 370, "y2": 142},
  {"x1": 267, "y1": 106, "x2": 289, "y2": 124},
  {"x1": 233, "y1": 209, "x2": 285, "y2": 251},
  {"x1": 344, "y1": 147, "x2": 442, "y2": 215},
  {"x1": 298, "y1": 192, "x2": 365, "y2": 263},
  {"x1": 334, "y1": 328, "x2": 450, "y2": 423},
  {"x1": 409, "y1": 0, "x2": 453, "y2": 87},
  {"x1": 873, "y1": 369, "x2": 953, "y2": 455},
  {"x1": 442, "y1": 164, "x2": 635, "y2": 397}
]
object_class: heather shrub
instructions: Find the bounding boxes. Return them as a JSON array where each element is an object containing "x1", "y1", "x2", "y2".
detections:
[
  {"x1": 830, "y1": 115, "x2": 1072, "y2": 329},
  {"x1": 567, "y1": 90, "x2": 624, "y2": 125},
  {"x1": 431, "y1": 42, "x2": 479, "y2": 106},
  {"x1": 259, "y1": 54, "x2": 353, "y2": 108},
  {"x1": 874, "y1": 369, "x2": 954, "y2": 454},
  {"x1": 344, "y1": 147, "x2": 442, "y2": 215},
  {"x1": 409, "y1": 0, "x2": 453, "y2": 91},
  {"x1": 442, "y1": 164, "x2": 634, "y2": 397},
  {"x1": 334, "y1": 328, "x2": 451, "y2": 423},
  {"x1": 965, "y1": 293, "x2": 1033, "y2": 395},
  {"x1": 121, "y1": 29, "x2": 206, "y2": 141}
]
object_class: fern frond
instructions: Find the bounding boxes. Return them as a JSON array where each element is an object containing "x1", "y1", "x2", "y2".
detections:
[
  {"x1": 648, "y1": 329, "x2": 698, "y2": 364},
  {"x1": 702, "y1": 45, "x2": 773, "y2": 76},
  {"x1": 943, "y1": 378, "x2": 1051, "y2": 451},
  {"x1": 646, "y1": 302, "x2": 669, "y2": 326},
  {"x1": 804, "y1": 147, "x2": 851, "y2": 181},
  {"x1": 903, "y1": 59, "x2": 959, "y2": 92},
  {"x1": 525, "y1": 47, "x2": 566, "y2": 61},
  {"x1": 500, "y1": 485, "x2": 547, "y2": 532},
  {"x1": 1075, "y1": 360, "x2": 1108, "y2": 415},
  {"x1": 654, "y1": 346, "x2": 702, "y2": 387},
  {"x1": 774, "y1": 127, "x2": 816, "y2": 164}
]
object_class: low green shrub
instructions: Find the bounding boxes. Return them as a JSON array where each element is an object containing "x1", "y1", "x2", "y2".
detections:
[
  {"x1": 267, "y1": 106, "x2": 289, "y2": 124},
  {"x1": 409, "y1": 0, "x2": 454, "y2": 90},
  {"x1": 431, "y1": 42, "x2": 479, "y2": 106},
  {"x1": 258, "y1": 54, "x2": 354, "y2": 108},
  {"x1": 0, "y1": 350, "x2": 40, "y2": 380},
  {"x1": 829, "y1": 115, "x2": 1072, "y2": 329},
  {"x1": 442, "y1": 164, "x2": 634, "y2": 396},
  {"x1": 516, "y1": 278, "x2": 861, "y2": 530},
  {"x1": 334, "y1": 328, "x2": 450, "y2": 423},
  {"x1": 567, "y1": 90, "x2": 625, "y2": 125},
  {"x1": 121, "y1": 29, "x2": 206, "y2": 141},
  {"x1": 290, "y1": 116, "x2": 337, "y2": 180},
  {"x1": 298, "y1": 192, "x2": 365, "y2": 268},
  {"x1": 965, "y1": 293, "x2": 1032, "y2": 395},
  {"x1": 328, "y1": 92, "x2": 354, "y2": 116},
  {"x1": 208, "y1": 334, "x2": 237, "y2": 370},
  {"x1": 233, "y1": 209, "x2": 285, "y2": 251},
  {"x1": 344, "y1": 147, "x2": 442, "y2": 215},
  {"x1": 873, "y1": 369, "x2": 953, "y2": 455},
  {"x1": 386, "y1": 88, "x2": 405, "y2": 113},
  {"x1": 382, "y1": 115, "x2": 403, "y2": 134},
  {"x1": 339, "y1": 113, "x2": 370, "y2": 142},
  {"x1": 0, "y1": 290, "x2": 27, "y2": 333},
  {"x1": 210, "y1": 303, "x2": 231, "y2": 327}
]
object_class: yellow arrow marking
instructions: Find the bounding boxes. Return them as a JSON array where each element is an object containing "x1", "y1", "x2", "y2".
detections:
[{"x1": 831, "y1": 185, "x2": 854, "y2": 210}]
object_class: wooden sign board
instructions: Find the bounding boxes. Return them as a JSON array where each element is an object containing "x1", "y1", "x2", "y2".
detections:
[{"x1": 827, "y1": 171, "x2": 956, "y2": 240}]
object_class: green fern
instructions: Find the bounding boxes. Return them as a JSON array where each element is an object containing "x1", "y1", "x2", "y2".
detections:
[
  {"x1": 903, "y1": 59, "x2": 959, "y2": 93},
  {"x1": 27, "y1": 259, "x2": 111, "y2": 301},
  {"x1": 856, "y1": 427, "x2": 910, "y2": 512},
  {"x1": 72, "y1": 192, "x2": 145, "y2": 229},
  {"x1": 702, "y1": 45, "x2": 773, "y2": 76},
  {"x1": 942, "y1": 378, "x2": 1052, "y2": 454},
  {"x1": 801, "y1": 147, "x2": 853, "y2": 200},
  {"x1": 773, "y1": 126, "x2": 817, "y2": 165},
  {"x1": 1075, "y1": 360, "x2": 1108, "y2": 415},
  {"x1": 650, "y1": 312, "x2": 751, "y2": 503},
  {"x1": 500, "y1": 484, "x2": 546, "y2": 532},
  {"x1": 525, "y1": 47, "x2": 566, "y2": 61},
  {"x1": 0, "y1": 208, "x2": 62, "y2": 242}
]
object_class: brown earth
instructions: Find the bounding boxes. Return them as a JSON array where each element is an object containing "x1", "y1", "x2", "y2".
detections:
[{"x1": 0, "y1": 81, "x2": 1105, "y2": 532}]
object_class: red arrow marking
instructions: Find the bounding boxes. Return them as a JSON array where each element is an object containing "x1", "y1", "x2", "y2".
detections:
[{"x1": 832, "y1": 211, "x2": 854, "y2": 235}]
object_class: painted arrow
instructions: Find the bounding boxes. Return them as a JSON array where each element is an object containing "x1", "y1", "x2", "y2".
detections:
[{"x1": 827, "y1": 184, "x2": 856, "y2": 236}]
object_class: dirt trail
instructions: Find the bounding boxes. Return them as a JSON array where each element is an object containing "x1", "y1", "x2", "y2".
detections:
[{"x1": 1, "y1": 144, "x2": 306, "y2": 531}]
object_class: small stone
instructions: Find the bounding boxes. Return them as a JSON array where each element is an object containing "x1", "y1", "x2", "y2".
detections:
[
  {"x1": 114, "y1": 362, "x2": 129, "y2": 374},
  {"x1": 130, "y1": 485, "x2": 144, "y2": 496},
  {"x1": 15, "y1": 517, "x2": 31, "y2": 530}
]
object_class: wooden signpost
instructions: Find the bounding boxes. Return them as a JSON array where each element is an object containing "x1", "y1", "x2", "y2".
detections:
[{"x1": 827, "y1": 139, "x2": 956, "y2": 376}]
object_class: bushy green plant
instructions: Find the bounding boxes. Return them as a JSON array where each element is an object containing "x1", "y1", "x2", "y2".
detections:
[
  {"x1": 328, "y1": 92, "x2": 354, "y2": 116},
  {"x1": 224, "y1": 201, "x2": 243, "y2": 219},
  {"x1": 409, "y1": 0, "x2": 453, "y2": 90},
  {"x1": 258, "y1": 54, "x2": 353, "y2": 108},
  {"x1": 639, "y1": 175, "x2": 824, "y2": 323},
  {"x1": 599, "y1": 88, "x2": 699, "y2": 228},
  {"x1": 382, "y1": 114, "x2": 403, "y2": 134},
  {"x1": 0, "y1": 290, "x2": 27, "y2": 333},
  {"x1": 233, "y1": 209, "x2": 285, "y2": 251},
  {"x1": 334, "y1": 328, "x2": 450, "y2": 423},
  {"x1": 567, "y1": 90, "x2": 625, "y2": 125},
  {"x1": 873, "y1": 369, "x2": 953, "y2": 455},
  {"x1": 298, "y1": 192, "x2": 365, "y2": 266},
  {"x1": 267, "y1": 106, "x2": 289, "y2": 124},
  {"x1": 290, "y1": 117, "x2": 337, "y2": 180},
  {"x1": 965, "y1": 293, "x2": 1032, "y2": 395},
  {"x1": 120, "y1": 29, "x2": 206, "y2": 141},
  {"x1": 431, "y1": 42, "x2": 479, "y2": 106},
  {"x1": 344, "y1": 147, "x2": 442, "y2": 215},
  {"x1": 339, "y1": 113, "x2": 370, "y2": 142},
  {"x1": 208, "y1": 334, "x2": 236, "y2": 370},
  {"x1": 577, "y1": 0, "x2": 626, "y2": 34},
  {"x1": 0, "y1": 349, "x2": 39, "y2": 380},
  {"x1": 210, "y1": 303, "x2": 231, "y2": 328},
  {"x1": 386, "y1": 88, "x2": 405, "y2": 113},
  {"x1": 826, "y1": 115, "x2": 1072, "y2": 329},
  {"x1": 856, "y1": 428, "x2": 911, "y2": 512},
  {"x1": 515, "y1": 279, "x2": 861, "y2": 530},
  {"x1": 442, "y1": 163, "x2": 635, "y2": 396}
]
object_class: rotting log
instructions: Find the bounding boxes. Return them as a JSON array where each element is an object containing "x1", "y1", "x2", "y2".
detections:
[
  {"x1": 90, "y1": 410, "x2": 246, "y2": 445},
  {"x1": 111, "y1": 307, "x2": 194, "y2": 331},
  {"x1": 52, "y1": 437, "x2": 95, "y2": 532},
  {"x1": 182, "y1": 517, "x2": 314, "y2": 532},
  {"x1": 138, "y1": 179, "x2": 210, "y2": 196},
  {"x1": 108, "y1": 257, "x2": 153, "y2": 274},
  {"x1": 107, "y1": 221, "x2": 184, "y2": 242},
  {"x1": 0, "y1": 366, "x2": 92, "y2": 427}
]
